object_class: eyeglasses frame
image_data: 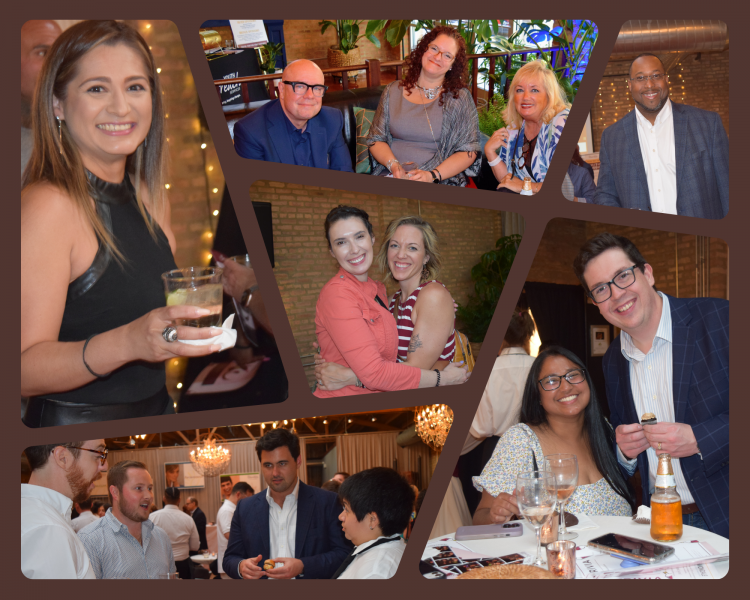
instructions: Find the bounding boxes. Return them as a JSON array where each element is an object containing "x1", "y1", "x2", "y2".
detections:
[
  {"x1": 629, "y1": 73, "x2": 666, "y2": 84},
  {"x1": 65, "y1": 446, "x2": 109, "y2": 466},
  {"x1": 281, "y1": 80, "x2": 329, "y2": 97},
  {"x1": 426, "y1": 44, "x2": 455, "y2": 63},
  {"x1": 538, "y1": 368, "x2": 587, "y2": 391},
  {"x1": 586, "y1": 263, "x2": 644, "y2": 304}
]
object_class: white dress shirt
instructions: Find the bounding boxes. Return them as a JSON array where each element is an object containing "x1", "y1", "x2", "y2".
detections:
[
  {"x1": 465, "y1": 348, "x2": 535, "y2": 453},
  {"x1": 149, "y1": 504, "x2": 200, "y2": 561},
  {"x1": 616, "y1": 293, "x2": 696, "y2": 504},
  {"x1": 635, "y1": 99, "x2": 677, "y2": 214},
  {"x1": 267, "y1": 479, "x2": 299, "y2": 561},
  {"x1": 70, "y1": 510, "x2": 98, "y2": 533},
  {"x1": 21, "y1": 484, "x2": 95, "y2": 579},
  {"x1": 216, "y1": 499, "x2": 237, "y2": 574},
  {"x1": 338, "y1": 536, "x2": 406, "y2": 579}
]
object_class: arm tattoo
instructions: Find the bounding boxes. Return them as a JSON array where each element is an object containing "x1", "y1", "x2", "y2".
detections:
[{"x1": 408, "y1": 334, "x2": 423, "y2": 354}]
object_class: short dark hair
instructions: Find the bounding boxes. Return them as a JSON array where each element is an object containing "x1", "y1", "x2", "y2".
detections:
[
  {"x1": 220, "y1": 476, "x2": 232, "y2": 484},
  {"x1": 338, "y1": 467, "x2": 415, "y2": 536},
  {"x1": 573, "y1": 233, "x2": 651, "y2": 292},
  {"x1": 519, "y1": 346, "x2": 636, "y2": 512},
  {"x1": 321, "y1": 480, "x2": 341, "y2": 493},
  {"x1": 505, "y1": 307, "x2": 536, "y2": 346},
  {"x1": 629, "y1": 53, "x2": 665, "y2": 78},
  {"x1": 92, "y1": 500, "x2": 104, "y2": 514},
  {"x1": 77, "y1": 498, "x2": 93, "y2": 510},
  {"x1": 232, "y1": 481, "x2": 254, "y2": 496},
  {"x1": 324, "y1": 205, "x2": 374, "y2": 248},
  {"x1": 25, "y1": 443, "x2": 84, "y2": 472},
  {"x1": 164, "y1": 487, "x2": 181, "y2": 503},
  {"x1": 186, "y1": 496, "x2": 198, "y2": 505},
  {"x1": 255, "y1": 428, "x2": 301, "y2": 461},
  {"x1": 107, "y1": 460, "x2": 148, "y2": 505}
]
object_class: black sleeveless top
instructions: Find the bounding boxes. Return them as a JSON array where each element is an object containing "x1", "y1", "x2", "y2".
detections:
[{"x1": 42, "y1": 171, "x2": 177, "y2": 405}]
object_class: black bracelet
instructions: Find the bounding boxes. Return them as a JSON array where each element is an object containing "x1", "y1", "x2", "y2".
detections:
[
  {"x1": 434, "y1": 369, "x2": 441, "y2": 387},
  {"x1": 83, "y1": 334, "x2": 112, "y2": 378}
]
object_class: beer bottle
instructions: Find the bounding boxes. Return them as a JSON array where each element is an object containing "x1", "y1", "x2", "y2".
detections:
[{"x1": 650, "y1": 453, "x2": 683, "y2": 541}]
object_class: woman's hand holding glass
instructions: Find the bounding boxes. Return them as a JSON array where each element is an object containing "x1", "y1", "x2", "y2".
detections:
[
  {"x1": 516, "y1": 471, "x2": 557, "y2": 567},
  {"x1": 388, "y1": 160, "x2": 414, "y2": 180},
  {"x1": 485, "y1": 127, "x2": 510, "y2": 158}
]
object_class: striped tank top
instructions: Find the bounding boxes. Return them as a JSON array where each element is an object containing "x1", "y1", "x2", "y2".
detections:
[{"x1": 389, "y1": 280, "x2": 456, "y2": 363}]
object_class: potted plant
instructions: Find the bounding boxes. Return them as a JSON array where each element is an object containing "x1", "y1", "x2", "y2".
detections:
[
  {"x1": 456, "y1": 234, "x2": 522, "y2": 343},
  {"x1": 257, "y1": 42, "x2": 284, "y2": 74},
  {"x1": 319, "y1": 20, "x2": 388, "y2": 68},
  {"x1": 477, "y1": 95, "x2": 507, "y2": 138}
]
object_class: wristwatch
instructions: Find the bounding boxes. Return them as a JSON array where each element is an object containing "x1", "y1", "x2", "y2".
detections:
[{"x1": 430, "y1": 170, "x2": 440, "y2": 184}]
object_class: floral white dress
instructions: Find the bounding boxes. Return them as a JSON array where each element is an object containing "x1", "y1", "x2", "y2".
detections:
[{"x1": 473, "y1": 423, "x2": 632, "y2": 516}]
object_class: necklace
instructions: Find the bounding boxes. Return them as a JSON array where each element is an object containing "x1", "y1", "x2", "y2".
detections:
[{"x1": 415, "y1": 83, "x2": 442, "y2": 100}]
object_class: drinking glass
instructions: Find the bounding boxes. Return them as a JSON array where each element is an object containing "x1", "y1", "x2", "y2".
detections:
[
  {"x1": 516, "y1": 471, "x2": 557, "y2": 567},
  {"x1": 151, "y1": 572, "x2": 180, "y2": 579},
  {"x1": 229, "y1": 254, "x2": 252, "y2": 268},
  {"x1": 544, "y1": 454, "x2": 579, "y2": 540},
  {"x1": 162, "y1": 267, "x2": 223, "y2": 328},
  {"x1": 202, "y1": 549, "x2": 210, "y2": 558}
]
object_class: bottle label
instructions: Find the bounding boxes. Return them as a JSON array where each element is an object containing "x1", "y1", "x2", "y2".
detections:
[{"x1": 655, "y1": 474, "x2": 676, "y2": 488}]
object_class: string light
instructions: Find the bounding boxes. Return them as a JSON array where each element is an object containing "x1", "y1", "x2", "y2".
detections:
[
  {"x1": 201, "y1": 143, "x2": 207, "y2": 149},
  {"x1": 213, "y1": 210, "x2": 219, "y2": 216},
  {"x1": 212, "y1": 188, "x2": 219, "y2": 194},
  {"x1": 176, "y1": 382, "x2": 183, "y2": 389},
  {"x1": 156, "y1": 68, "x2": 162, "y2": 74},
  {"x1": 165, "y1": 184, "x2": 170, "y2": 189}
]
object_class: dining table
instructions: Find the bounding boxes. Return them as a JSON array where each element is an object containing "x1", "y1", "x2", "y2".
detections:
[{"x1": 425, "y1": 515, "x2": 728, "y2": 579}]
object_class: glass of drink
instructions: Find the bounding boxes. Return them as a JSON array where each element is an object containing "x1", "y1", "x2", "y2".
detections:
[
  {"x1": 162, "y1": 267, "x2": 224, "y2": 328},
  {"x1": 544, "y1": 454, "x2": 579, "y2": 540},
  {"x1": 228, "y1": 254, "x2": 252, "y2": 268},
  {"x1": 202, "y1": 549, "x2": 210, "y2": 558},
  {"x1": 516, "y1": 471, "x2": 557, "y2": 567}
]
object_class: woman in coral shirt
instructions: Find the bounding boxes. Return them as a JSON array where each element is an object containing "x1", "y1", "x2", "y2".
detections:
[{"x1": 313, "y1": 206, "x2": 468, "y2": 398}]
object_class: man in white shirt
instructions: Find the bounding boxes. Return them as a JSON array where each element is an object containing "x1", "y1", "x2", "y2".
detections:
[
  {"x1": 223, "y1": 429, "x2": 351, "y2": 579},
  {"x1": 21, "y1": 440, "x2": 108, "y2": 578},
  {"x1": 149, "y1": 487, "x2": 200, "y2": 579},
  {"x1": 216, "y1": 482, "x2": 254, "y2": 578},
  {"x1": 593, "y1": 53, "x2": 728, "y2": 219},
  {"x1": 574, "y1": 233, "x2": 729, "y2": 537},
  {"x1": 70, "y1": 498, "x2": 99, "y2": 533}
]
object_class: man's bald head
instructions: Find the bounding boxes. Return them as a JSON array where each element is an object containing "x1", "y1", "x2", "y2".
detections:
[
  {"x1": 21, "y1": 20, "x2": 62, "y2": 104},
  {"x1": 277, "y1": 59, "x2": 326, "y2": 130}
]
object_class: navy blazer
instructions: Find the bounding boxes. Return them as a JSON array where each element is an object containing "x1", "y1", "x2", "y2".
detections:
[
  {"x1": 191, "y1": 506, "x2": 208, "y2": 550},
  {"x1": 233, "y1": 99, "x2": 353, "y2": 172},
  {"x1": 603, "y1": 296, "x2": 729, "y2": 538},
  {"x1": 593, "y1": 102, "x2": 728, "y2": 219},
  {"x1": 222, "y1": 481, "x2": 352, "y2": 579}
]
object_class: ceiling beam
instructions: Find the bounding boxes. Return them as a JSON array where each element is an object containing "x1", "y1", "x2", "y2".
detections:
[
  {"x1": 349, "y1": 418, "x2": 399, "y2": 432},
  {"x1": 240, "y1": 425, "x2": 255, "y2": 440},
  {"x1": 176, "y1": 431, "x2": 191, "y2": 445},
  {"x1": 301, "y1": 418, "x2": 318, "y2": 434}
]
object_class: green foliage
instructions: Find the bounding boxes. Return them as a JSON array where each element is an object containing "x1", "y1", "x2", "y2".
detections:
[
  {"x1": 477, "y1": 95, "x2": 507, "y2": 138},
  {"x1": 457, "y1": 235, "x2": 522, "y2": 343},
  {"x1": 319, "y1": 20, "x2": 385, "y2": 54},
  {"x1": 257, "y1": 42, "x2": 284, "y2": 74}
]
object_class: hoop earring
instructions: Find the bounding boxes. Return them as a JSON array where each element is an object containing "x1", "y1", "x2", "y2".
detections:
[{"x1": 56, "y1": 117, "x2": 63, "y2": 154}]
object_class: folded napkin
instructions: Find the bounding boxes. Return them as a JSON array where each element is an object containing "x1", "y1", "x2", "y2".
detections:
[
  {"x1": 179, "y1": 314, "x2": 237, "y2": 351},
  {"x1": 567, "y1": 513, "x2": 599, "y2": 532}
]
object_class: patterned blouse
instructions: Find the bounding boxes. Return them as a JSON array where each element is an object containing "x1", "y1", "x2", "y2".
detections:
[
  {"x1": 473, "y1": 423, "x2": 632, "y2": 517},
  {"x1": 388, "y1": 281, "x2": 455, "y2": 362},
  {"x1": 497, "y1": 109, "x2": 569, "y2": 183}
]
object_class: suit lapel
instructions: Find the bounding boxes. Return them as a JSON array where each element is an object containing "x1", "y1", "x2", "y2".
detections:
[
  {"x1": 259, "y1": 496, "x2": 271, "y2": 557},
  {"x1": 295, "y1": 482, "x2": 313, "y2": 557},
  {"x1": 669, "y1": 297, "x2": 694, "y2": 425},
  {"x1": 672, "y1": 103, "x2": 688, "y2": 206},
  {"x1": 307, "y1": 116, "x2": 329, "y2": 169},
  {"x1": 624, "y1": 111, "x2": 651, "y2": 208},
  {"x1": 267, "y1": 101, "x2": 295, "y2": 164}
]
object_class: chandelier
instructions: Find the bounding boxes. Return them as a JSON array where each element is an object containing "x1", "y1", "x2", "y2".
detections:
[
  {"x1": 414, "y1": 404, "x2": 453, "y2": 451},
  {"x1": 189, "y1": 438, "x2": 232, "y2": 477}
]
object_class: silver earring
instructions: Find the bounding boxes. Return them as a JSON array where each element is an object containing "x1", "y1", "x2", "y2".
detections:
[{"x1": 56, "y1": 117, "x2": 63, "y2": 154}]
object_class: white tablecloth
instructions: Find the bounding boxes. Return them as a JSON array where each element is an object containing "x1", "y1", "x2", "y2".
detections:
[{"x1": 428, "y1": 516, "x2": 728, "y2": 578}]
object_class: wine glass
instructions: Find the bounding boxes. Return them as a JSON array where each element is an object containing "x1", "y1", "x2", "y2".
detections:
[
  {"x1": 516, "y1": 471, "x2": 557, "y2": 567},
  {"x1": 544, "y1": 453, "x2": 579, "y2": 541}
]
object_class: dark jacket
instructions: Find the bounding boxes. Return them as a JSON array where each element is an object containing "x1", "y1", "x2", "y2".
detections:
[{"x1": 191, "y1": 506, "x2": 208, "y2": 550}]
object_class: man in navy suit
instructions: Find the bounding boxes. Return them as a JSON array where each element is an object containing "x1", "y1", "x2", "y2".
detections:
[
  {"x1": 573, "y1": 233, "x2": 729, "y2": 537},
  {"x1": 185, "y1": 497, "x2": 208, "y2": 550},
  {"x1": 223, "y1": 428, "x2": 351, "y2": 579},
  {"x1": 233, "y1": 59, "x2": 353, "y2": 172},
  {"x1": 593, "y1": 54, "x2": 728, "y2": 219}
]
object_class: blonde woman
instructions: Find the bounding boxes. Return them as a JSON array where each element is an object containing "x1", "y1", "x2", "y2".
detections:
[
  {"x1": 21, "y1": 21, "x2": 219, "y2": 427},
  {"x1": 484, "y1": 60, "x2": 571, "y2": 193}
]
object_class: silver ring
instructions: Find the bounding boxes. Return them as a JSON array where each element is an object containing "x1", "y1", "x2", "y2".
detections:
[{"x1": 162, "y1": 326, "x2": 178, "y2": 343}]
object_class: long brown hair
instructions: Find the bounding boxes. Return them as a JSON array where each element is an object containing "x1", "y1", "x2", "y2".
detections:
[
  {"x1": 22, "y1": 20, "x2": 168, "y2": 260},
  {"x1": 376, "y1": 215, "x2": 443, "y2": 283},
  {"x1": 402, "y1": 26, "x2": 468, "y2": 106}
]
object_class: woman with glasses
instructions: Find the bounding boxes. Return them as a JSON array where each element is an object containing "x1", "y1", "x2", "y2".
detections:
[
  {"x1": 366, "y1": 26, "x2": 481, "y2": 187},
  {"x1": 472, "y1": 346, "x2": 636, "y2": 525},
  {"x1": 484, "y1": 60, "x2": 570, "y2": 194}
]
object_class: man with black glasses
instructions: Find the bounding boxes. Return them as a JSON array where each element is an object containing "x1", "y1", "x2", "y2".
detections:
[
  {"x1": 573, "y1": 233, "x2": 729, "y2": 537},
  {"x1": 593, "y1": 53, "x2": 728, "y2": 218},
  {"x1": 22, "y1": 441, "x2": 108, "y2": 578},
  {"x1": 233, "y1": 59, "x2": 353, "y2": 171}
]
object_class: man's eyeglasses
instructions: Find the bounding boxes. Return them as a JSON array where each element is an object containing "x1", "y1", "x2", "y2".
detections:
[
  {"x1": 630, "y1": 73, "x2": 666, "y2": 83},
  {"x1": 587, "y1": 264, "x2": 642, "y2": 303},
  {"x1": 426, "y1": 44, "x2": 455, "y2": 62},
  {"x1": 282, "y1": 81, "x2": 328, "y2": 97},
  {"x1": 538, "y1": 368, "x2": 586, "y2": 391},
  {"x1": 65, "y1": 446, "x2": 108, "y2": 466}
]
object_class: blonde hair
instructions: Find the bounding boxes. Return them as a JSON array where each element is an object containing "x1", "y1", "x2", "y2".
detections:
[
  {"x1": 502, "y1": 60, "x2": 571, "y2": 130},
  {"x1": 22, "y1": 20, "x2": 168, "y2": 261},
  {"x1": 377, "y1": 216, "x2": 442, "y2": 283}
]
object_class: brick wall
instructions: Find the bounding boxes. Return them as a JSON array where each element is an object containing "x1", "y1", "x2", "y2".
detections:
[
  {"x1": 590, "y1": 49, "x2": 729, "y2": 151},
  {"x1": 249, "y1": 181, "x2": 503, "y2": 382},
  {"x1": 526, "y1": 218, "x2": 729, "y2": 300},
  {"x1": 136, "y1": 20, "x2": 225, "y2": 269},
  {"x1": 283, "y1": 20, "x2": 402, "y2": 63}
]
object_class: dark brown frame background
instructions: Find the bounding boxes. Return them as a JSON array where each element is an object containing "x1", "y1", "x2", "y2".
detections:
[{"x1": 11, "y1": 2, "x2": 744, "y2": 595}]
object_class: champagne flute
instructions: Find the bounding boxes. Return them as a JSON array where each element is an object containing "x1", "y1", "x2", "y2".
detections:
[
  {"x1": 516, "y1": 471, "x2": 557, "y2": 567},
  {"x1": 544, "y1": 453, "x2": 579, "y2": 541}
]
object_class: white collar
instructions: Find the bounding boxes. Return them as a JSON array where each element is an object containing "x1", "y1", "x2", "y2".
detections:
[
  {"x1": 621, "y1": 292, "x2": 672, "y2": 360},
  {"x1": 500, "y1": 347, "x2": 528, "y2": 356},
  {"x1": 266, "y1": 478, "x2": 300, "y2": 508},
  {"x1": 353, "y1": 534, "x2": 401, "y2": 556},
  {"x1": 164, "y1": 504, "x2": 181, "y2": 512},
  {"x1": 21, "y1": 484, "x2": 73, "y2": 520},
  {"x1": 634, "y1": 98, "x2": 673, "y2": 129}
]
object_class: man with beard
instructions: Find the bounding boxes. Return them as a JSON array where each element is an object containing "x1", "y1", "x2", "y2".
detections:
[
  {"x1": 223, "y1": 429, "x2": 351, "y2": 579},
  {"x1": 22, "y1": 440, "x2": 108, "y2": 578},
  {"x1": 593, "y1": 54, "x2": 728, "y2": 219},
  {"x1": 78, "y1": 461, "x2": 176, "y2": 579}
]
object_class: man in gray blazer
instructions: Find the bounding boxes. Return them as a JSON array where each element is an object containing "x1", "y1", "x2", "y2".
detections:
[{"x1": 593, "y1": 54, "x2": 728, "y2": 219}]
